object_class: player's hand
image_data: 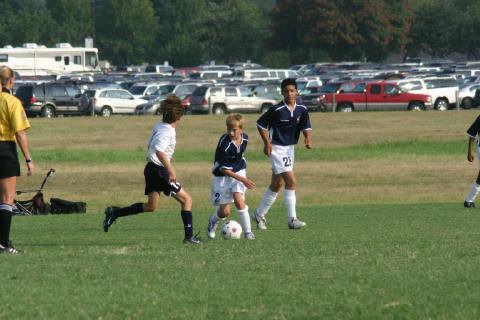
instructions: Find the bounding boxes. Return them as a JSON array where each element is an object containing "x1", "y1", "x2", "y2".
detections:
[
  {"x1": 26, "y1": 161, "x2": 35, "y2": 176},
  {"x1": 168, "y1": 167, "x2": 177, "y2": 183},
  {"x1": 468, "y1": 152, "x2": 474, "y2": 162},
  {"x1": 263, "y1": 143, "x2": 272, "y2": 156},
  {"x1": 243, "y1": 178, "x2": 256, "y2": 189},
  {"x1": 305, "y1": 138, "x2": 312, "y2": 149}
]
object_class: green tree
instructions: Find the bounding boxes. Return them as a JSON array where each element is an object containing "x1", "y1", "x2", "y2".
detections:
[
  {"x1": 96, "y1": 0, "x2": 159, "y2": 65},
  {"x1": 45, "y1": 0, "x2": 93, "y2": 47}
]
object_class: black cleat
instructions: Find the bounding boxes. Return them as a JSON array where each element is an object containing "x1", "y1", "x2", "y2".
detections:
[
  {"x1": 464, "y1": 201, "x2": 475, "y2": 208},
  {"x1": 183, "y1": 232, "x2": 203, "y2": 245},
  {"x1": 0, "y1": 241, "x2": 22, "y2": 254},
  {"x1": 103, "y1": 207, "x2": 118, "y2": 232}
]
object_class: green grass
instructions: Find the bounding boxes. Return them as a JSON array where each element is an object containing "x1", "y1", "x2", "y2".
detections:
[
  {"x1": 4, "y1": 112, "x2": 480, "y2": 319},
  {"x1": 3, "y1": 203, "x2": 480, "y2": 319}
]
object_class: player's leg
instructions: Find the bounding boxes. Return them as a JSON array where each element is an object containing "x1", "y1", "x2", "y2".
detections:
[
  {"x1": 233, "y1": 193, "x2": 254, "y2": 240},
  {"x1": 281, "y1": 171, "x2": 306, "y2": 229},
  {"x1": 172, "y1": 189, "x2": 201, "y2": 244},
  {"x1": 207, "y1": 204, "x2": 229, "y2": 239},
  {"x1": 465, "y1": 170, "x2": 480, "y2": 208},
  {"x1": 0, "y1": 176, "x2": 21, "y2": 253},
  {"x1": 252, "y1": 173, "x2": 282, "y2": 230},
  {"x1": 103, "y1": 192, "x2": 158, "y2": 233}
]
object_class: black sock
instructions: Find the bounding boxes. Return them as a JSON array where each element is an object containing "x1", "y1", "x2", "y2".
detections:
[
  {"x1": 181, "y1": 210, "x2": 193, "y2": 239},
  {"x1": 115, "y1": 203, "x2": 144, "y2": 218},
  {"x1": 0, "y1": 207, "x2": 13, "y2": 247}
]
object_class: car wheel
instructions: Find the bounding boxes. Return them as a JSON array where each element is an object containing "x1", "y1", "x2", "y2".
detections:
[
  {"x1": 100, "y1": 106, "x2": 112, "y2": 117},
  {"x1": 337, "y1": 104, "x2": 353, "y2": 112},
  {"x1": 408, "y1": 102, "x2": 424, "y2": 111},
  {"x1": 462, "y1": 97, "x2": 473, "y2": 109},
  {"x1": 260, "y1": 104, "x2": 271, "y2": 114},
  {"x1": 213, "y1": 105, "x2": 226, "y2": 115},
  {"x1": 435, "y1": 98, "x2": 449, "y2": 111},
  {"x1": 41, "y1": 105, "x2": 55, "y2": 118}
]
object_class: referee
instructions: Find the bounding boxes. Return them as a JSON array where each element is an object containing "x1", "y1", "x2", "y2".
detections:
[{"x1": 0, "y1": 65, "x2": 34, "y2": 254}]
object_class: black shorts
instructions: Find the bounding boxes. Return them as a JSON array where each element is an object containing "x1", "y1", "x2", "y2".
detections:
[
  {"x1": 0, "y1": 141, "x2": 20, "y2": 179},
  {"x1": 144, "y1": 162, "x2": 182, "y2": 196}
]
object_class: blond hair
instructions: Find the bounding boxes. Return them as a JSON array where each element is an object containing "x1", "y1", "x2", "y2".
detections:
[
  {"x1": 226, "y1": 113, "x2": 244, "y2": 128},
  {"x1": 161, "y1": 95, "x2": 183, "y2": 123},
  {"x1": 0, "y1": 65, "x2": 14, "y2": 87}
]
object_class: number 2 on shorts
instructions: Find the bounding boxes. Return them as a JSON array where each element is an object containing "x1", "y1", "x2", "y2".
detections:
[{"x1": 283, "y1": 156, "x2": 292, "y2": 167}]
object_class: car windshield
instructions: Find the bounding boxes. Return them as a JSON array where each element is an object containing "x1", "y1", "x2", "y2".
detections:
[
  {"x1": 129, "y1": 86, "x2": 147, "y2": 95},
  {"x1": 319, "y1": 83, "x2": 341, "y2": 93},
  {"x1": 153, "y1": 85, "x2": 175, "y2": 95}
]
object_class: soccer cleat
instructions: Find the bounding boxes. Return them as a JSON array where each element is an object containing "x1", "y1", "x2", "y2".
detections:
[
  {"x1": 103, "y1": 207, "x2": 118, "y2": 232},
  {"x1": 207, "y1": 216, "x2": 219, "y2": 239},
  {"x1": 183, "y1": 235, "x2": 203, "y2": 244},
  {"x1": 0, "y1": 242, "x2": 22, "y2": 254},
  {"x1": 244, "y1": 232, "x2": 255, "y2": 240},
  {"x1": 464, "y1": 201, "x2": 475, "y2": 208},
  {"x1": 288, "y1": 218, "x2": 306, "y2": 229},
  {"x1": 252, "y1": 210, "x2": 267, "y2": 230}
]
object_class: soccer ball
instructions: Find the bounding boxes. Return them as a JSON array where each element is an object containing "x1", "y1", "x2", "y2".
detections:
[{"x1": 221, "y1": 220, "x2": 243, "y2": 240}]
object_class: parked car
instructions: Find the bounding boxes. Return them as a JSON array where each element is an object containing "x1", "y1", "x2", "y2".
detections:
[
  {"x1": 79, "y1": 88, "x2": 148, "y2": 117},
  {"x1": 189, "y1": 85, "x2": 277, "y2": 114},
  {"x1": 458, "y1": 83, "x2": 480, "y2": 109},
  {"x1": 144, "y1": 64, "x2": 174, "y2": 75},
  {"x1": 129, "y1": 82, "x2": 169, "y2": 98},
  {"x1": 135, "y1": 83, "x2": 202, "y2": 115},
  {"x1": 15, "y1": 82, "x2": 83, "y2": 118}
]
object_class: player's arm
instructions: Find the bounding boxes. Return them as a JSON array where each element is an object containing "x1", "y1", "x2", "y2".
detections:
[
  {"x1": 468, "y1": 137, "x2": 475, "y2": 162},
  {"x1": 156, "y1": 150, "x2": 176, "y2": 182},
  {"x1": 303, "y1": 129, "x2": 312, "y2": 149},
  {"x1": 15, "y1": 130, "x2": 34, "y2": 176},
  {"x1": 257, "y1": 126, "x2": 272, "y2": 156},
  {"x1": 221, "y1": 168, "x2": 255, "y2": 189}
]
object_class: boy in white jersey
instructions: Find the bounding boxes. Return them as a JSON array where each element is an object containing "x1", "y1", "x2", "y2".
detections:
[
  {"x1": 207, "y1": 114, "x2": 256, "y2": 240},
  {"x1": 103, "y1": 96, "x2": 202, "y2": 244},
  {"x1": 253, "y1": 78, "x2": 312, "y2": 230}
]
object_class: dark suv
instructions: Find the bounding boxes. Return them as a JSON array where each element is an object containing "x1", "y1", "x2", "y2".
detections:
[{"x1": 15, "y1": 83, "x2": 84, "y2": 118}]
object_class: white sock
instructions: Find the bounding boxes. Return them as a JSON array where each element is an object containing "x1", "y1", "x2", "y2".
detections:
[
  {"x1": 210, "y1": 210, "x2": 221, "y2": 224},
  {"x1": 237, "y1": 206, "x2": 252, "y2": 234},
  {"x1": 466, "y1": 182, "x2": 480, "y2": 202},
  {"x1": 284, "y1": 189, "x2": 296, "y2": 221},
  {"x1": 256, "y1": 188, "x2": 278, "y2": 217}
]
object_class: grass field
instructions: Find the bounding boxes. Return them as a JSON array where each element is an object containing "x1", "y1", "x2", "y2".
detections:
[{"x1": 3, "y1": 111, "x2": 480, "y2": 319}]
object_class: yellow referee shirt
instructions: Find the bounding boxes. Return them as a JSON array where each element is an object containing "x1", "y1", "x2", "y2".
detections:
[{"x1": 0, "y1": 92, "x2": 30, "y2": 141}]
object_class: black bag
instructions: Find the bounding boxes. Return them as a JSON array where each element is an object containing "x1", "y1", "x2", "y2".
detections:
[{"x1": 49, "y1": 198, "x2": 86, "y2": 214}]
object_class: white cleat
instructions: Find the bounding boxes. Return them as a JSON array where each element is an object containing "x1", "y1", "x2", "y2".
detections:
[
  {"x1": 288, "y1": 218, "x2": 306, "y2": 229},
  {"x1": 244, "y1": 232, "x2": 255, "y2": 240},
  {"x1": 252, "y1": 210, "x2": 267, "y2": 230},
  {"x1": 207, "y1": 217, "x2": 219, "y2": 239}
]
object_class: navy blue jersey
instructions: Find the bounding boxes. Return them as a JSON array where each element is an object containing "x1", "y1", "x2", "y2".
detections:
[
  {"x1": 212, "y1": 133, "x2": 248, "y2": 176},
  {"x1": 257, "y1": 101, "x2": 312, "y2": 146},
  {"x1": 467, "y1": 116, "x2": 480, "y2": 143}
]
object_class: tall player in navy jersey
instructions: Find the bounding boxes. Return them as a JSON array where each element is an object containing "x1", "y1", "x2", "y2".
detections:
[
  {"x1": 207, "y1": 114, "x2": 256, "y2": 239},
  {"x1": 464, "y1": 115, "x2": 480, "y2": 208},
  {"x1": 252, "y1": 78, "x2": 312, "y2": 229}
]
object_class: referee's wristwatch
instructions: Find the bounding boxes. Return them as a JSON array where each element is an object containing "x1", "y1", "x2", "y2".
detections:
[{"x1": 26, "y1": 159, "x2": 32, "y2": 163}]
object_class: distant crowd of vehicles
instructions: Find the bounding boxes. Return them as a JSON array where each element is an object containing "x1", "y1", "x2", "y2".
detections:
[{"x1": 5, "y1": 41, "x2": 480, "y2": 117}]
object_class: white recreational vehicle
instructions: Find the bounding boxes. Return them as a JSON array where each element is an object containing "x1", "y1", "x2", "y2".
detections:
[{"x1": 0, "y1": 42, "x2": 100, "y2": 77}]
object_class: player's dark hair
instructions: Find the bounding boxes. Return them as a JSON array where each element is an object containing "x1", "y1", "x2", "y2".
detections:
[
  {"x1": 161, "y1": 95, "x2": 183, "y2": 123},
  {"x1": 281, "y1": 78, "x2": 297, "y2": 90}
]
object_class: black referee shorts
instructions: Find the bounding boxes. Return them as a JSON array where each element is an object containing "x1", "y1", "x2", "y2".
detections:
[
  {"x1": 0, "y1": 141, "x2": 20, "y2": 179},
  {"x1": 144, "y1": 162, "x2": 182, "y2": 196}
]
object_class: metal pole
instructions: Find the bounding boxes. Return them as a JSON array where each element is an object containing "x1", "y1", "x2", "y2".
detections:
[
  {"x1": 455, "y1": 90, "x2": 459, "y2": 111},
  {"x1": 332, "y1": 92, "x2": 336, "y2": 112}
]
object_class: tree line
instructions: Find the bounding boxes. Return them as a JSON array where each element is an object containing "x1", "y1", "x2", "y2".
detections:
[{"x1": 0, "y1": 0, "x2": 479, "y2": 67}]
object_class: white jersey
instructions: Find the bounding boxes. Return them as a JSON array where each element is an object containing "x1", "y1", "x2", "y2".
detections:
[{"x1": 146, "y1": 122, "x2": 176, "y2": 166}]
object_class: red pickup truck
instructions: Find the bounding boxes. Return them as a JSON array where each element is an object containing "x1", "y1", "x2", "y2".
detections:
[{"x1": 319, "y1": 81, "x2": 432, "y2": 112}]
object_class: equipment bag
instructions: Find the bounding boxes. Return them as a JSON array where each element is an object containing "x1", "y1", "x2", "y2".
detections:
[{"x1": 49, "y1": 198, "x2": 86, "y2": 214}]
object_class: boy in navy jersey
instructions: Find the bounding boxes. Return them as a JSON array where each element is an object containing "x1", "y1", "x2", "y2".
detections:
[
  {"x1": 253, "y1": 78, "x2": 312, "y2": 229},
  {"x1": 207, "y1": 114, "x2": 256, "y2": 239},
  {"x1": 464, "y1": 115, "x2": 480, "y2": 208},
  {"x1": 103, "y1": 96, "x2": 202, "y2": 244}
]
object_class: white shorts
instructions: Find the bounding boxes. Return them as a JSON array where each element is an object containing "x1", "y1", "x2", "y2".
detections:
[
  {"x1": 211, "y1": 169, "x2": 247, "y2": 206},
  {"x1": 270, "y1": 144, "x2": 295, "y2": 175},
  {"x1": 477, "y1": 144, "x2": 480, "y2": 169}
]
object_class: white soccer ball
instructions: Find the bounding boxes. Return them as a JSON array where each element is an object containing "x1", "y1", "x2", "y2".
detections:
[{"x1": 221, "y1": 220, "x2": 243, "y2": 240}]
